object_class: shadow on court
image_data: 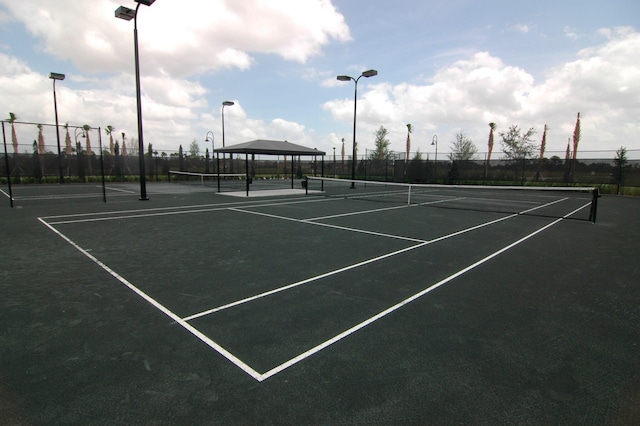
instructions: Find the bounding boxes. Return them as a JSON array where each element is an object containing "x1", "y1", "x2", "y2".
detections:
[{"x1": 1, "y1": 182, "x2": 639, "y2": 424}]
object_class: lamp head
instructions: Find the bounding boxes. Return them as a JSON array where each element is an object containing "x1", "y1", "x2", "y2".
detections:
[
  {"x1": 222, "y1": 101, "x2": 235, "y2": 106},
  {"x1": 49, "y1": 72, "x2": 65, "y2": 81},
  {"x1": 336, "y1": 75, "x2": 352, "y2": 82},
  {"x1": 135, "y1": 0, "x2": 156, "y2": 5},
  {"x1": 115, "y1": 5, "x2": 135, "y2": 20},
  {"x1": 361, "y1": 69, "x2": 378, "y2": 78}
]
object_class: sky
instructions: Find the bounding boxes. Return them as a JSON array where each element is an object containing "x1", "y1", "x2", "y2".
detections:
[{"x1": 1, "y1": 0, "x2": 639, "y2": 160}]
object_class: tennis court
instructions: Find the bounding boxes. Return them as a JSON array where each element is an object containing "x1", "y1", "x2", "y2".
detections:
[{"x1": 1, "y1": 180, "x2": 639, "y2": 424}]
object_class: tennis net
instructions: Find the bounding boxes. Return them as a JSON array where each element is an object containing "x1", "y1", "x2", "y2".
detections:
[
  {"x1": 167, "y1": 170, "x2": 246, "y2": 189},
  {"x1": 305, "y1": 176, "x2": 600, "y2": 222}
]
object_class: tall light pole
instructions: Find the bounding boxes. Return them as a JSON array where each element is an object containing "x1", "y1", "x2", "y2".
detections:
[
  {"x1": 336, "y1": 69, "x2": 377, "y2": 188},
  {"x1": 49, "y1": 72, "x2": 65, "y2": 184},
  {"x1": 115, "y1": 0, "x2": 155, "y2": 200},
  {"x1": 222, "y1": 101, "x2": 234, "y2": 172},
  {"x1": 431, "y1": 134, "x2": 438, "y2": 183}
]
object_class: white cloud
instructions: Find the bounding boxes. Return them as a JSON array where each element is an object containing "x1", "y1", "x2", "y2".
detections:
[
  {"x1": 510, "y1": 23, "x2": 532, "y2": 34},
  {"x1": 0, "y1": 0, "x2": 351, "y2": 77},
  {"x1": 564, "y1": 26, "x2": 581, "y2": 40},
  {"x1": 324, "y1": 28, "x2": 640, "y2": 157}
]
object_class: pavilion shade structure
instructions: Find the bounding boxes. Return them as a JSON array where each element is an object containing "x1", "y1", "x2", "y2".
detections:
[
  {"x1": 212, "y1": 140, "x2": 325, "y2": 195},
  {"x1": 213, "y1": 139, "x2": 325, "y2": 156}
]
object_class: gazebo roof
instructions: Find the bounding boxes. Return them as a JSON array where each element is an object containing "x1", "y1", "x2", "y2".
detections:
[{"x1": 213, "y1": 139, "x2": 325, "y2": 156}]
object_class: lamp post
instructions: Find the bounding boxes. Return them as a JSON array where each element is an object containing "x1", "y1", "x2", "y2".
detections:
[
  {"x1": 49, "y1": 72, "x2": 65, "y2": 184},
  {"x1": 222, "y1": 101, "x2": 234, "y2": 172},
  {"x1": 74, "y1": 127, "x2": 84, "y2": 151},
  {"x1": 333, "y1": 146, "x2": 336, "y2": 177},
  {"x1": 205, "y1": 131, "x2": 214, "y2": 173},
  {"x1": 336, "y1": 69, "x2": 377, "y2": 188},
  {"x1": 115, "y1": 0, "x2": 155, "y2": 200},
  {"x1": 431, "y1": 134, "x2": 438, "y2": 183}
]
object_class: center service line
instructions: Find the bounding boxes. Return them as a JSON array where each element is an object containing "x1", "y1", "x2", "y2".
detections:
[{"x1": 258, "y1": 206, "x2": 588, "y2": 381}]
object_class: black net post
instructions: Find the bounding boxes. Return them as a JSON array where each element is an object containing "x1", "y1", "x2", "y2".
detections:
[
  {"x1": 98, "y1": 127, "x2": 106, "y2": 203},
  {"x1": 2, "y1": 122, "x2": 14, "y2": 208},
  {"x1": 589, "y1": 188, "x2": 600, "y2": 223}
]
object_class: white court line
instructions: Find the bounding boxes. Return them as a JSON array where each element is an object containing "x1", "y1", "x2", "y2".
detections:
[
  {"x1": 306, "y1": 197, "x2": 467, "y2": 221},
  {"x1": 258, "y1": 202, "x2": 592, "y2": 381},
  {"x1": 38, "y1": 217, "x2": 263, "y2": 382},
  {"x1": 38, "y1": 191, "x2": 592, "y2": 382},
  {"x1": 44, "y1": 197, "x2": 333, "y2": 225},
  {"x1": 183, "y1": 208, "x2": 528, "y2": 321},
  {"x1": 182, "y1": 242, "x2": 427, "y2": 321},
  {"x1": 104, "y1": 185, "x2": 136, "y2": 194},
  {"x1": 0, "y1": 188, "x2": 13, "y2": 200},
  {"x1": 231, "y1": 207, "x2": 427, "y2": 243}
]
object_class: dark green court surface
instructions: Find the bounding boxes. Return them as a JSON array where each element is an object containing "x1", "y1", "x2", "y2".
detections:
[{"x1": 1, "y1": 182, "x2": 639, "y2": 424}]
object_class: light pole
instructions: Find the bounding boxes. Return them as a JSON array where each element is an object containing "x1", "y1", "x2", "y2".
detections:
[
  {"x1": 333, "y1": 146, "x2": 336, "y2": 177},
  {"x1": 205, "y1": 131, "x2": 214, "y2": 173},
  {"x1": 336, "y1": 69, "x2": 377, "y2": 188},
  {"x1": 115, "y1": 0, "x2": 155, "y2": 200},
  {"x1": 50, "y1": 72, "x2": 65, "y2": 184},
  {"x1": 222, "y1": 101, "x2": 234, "y2": 172},
  {"x1": 431, "y1": 134, "x2": 438, "y2": 183}
]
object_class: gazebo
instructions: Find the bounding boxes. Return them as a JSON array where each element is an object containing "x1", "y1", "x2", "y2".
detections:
[{"x1": 213, "y1": 139, "x2": 326, "y2": 196}]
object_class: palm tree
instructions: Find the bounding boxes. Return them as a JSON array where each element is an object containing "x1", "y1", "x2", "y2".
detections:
[
  {"x1": 37, "y1": 124, "x2": 45, "y2": 178},
  {"x1": 485, "y1": 122, "x2": 496, "y2": 180},
  {"x1": 64, "y1": 123, "x2": 72, "y2": 177},
  {"x1": 83, "y1": 124, "x2": 92, "y2": 176},
  {"x1": 8, "y1": 112, "x2": 18, "y2": 155},
  {"x1": 570, "y1": 112, "x2": 581, "y2": 180},
  {"x1": 37, "y1": 124, "x2": 45, "y2": 154},
  {"x1": 105, "y1": 125, "x2": 115, "y2": 155},
  {"x1": 64, "y1": 123, "x2": 72, "y2": 156},
  {"x1": 563, "y1": 138, "x2": 572, "y2": 182},
  {"x1": 487, "y1": 122, "x2": 496, "y2": 162},
  {"x1": 405, "y1": 123, "x2": 413, "y2": 178},
  {"x1": 572, "y1": 112, "x2": 580, "y2": 161}
]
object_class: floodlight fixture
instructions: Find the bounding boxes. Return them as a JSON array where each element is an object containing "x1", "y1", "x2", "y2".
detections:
[
  {"x1": 222, "y1": 101, "x2": 235, "y2": 106},
  {"x1": 49, "y1": 72, "x2": 66, "y2": 184},
  {"x1": 115, "y1": 6, "x2": 135, "y2": 20},
  {"x1": 335, "y1": 68, "x2": 378, "y2": 186},
  {"x1": 49, "y1": 72, "x2": 66, "y2": 81},
  {"x1": 135, "y1": 0, "x2": 156, "y2": 5}
]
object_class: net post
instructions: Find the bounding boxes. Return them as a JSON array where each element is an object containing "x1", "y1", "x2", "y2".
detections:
[
  {"x1": 216, "y1": 154, "x2": 221, "y2": 192},
  {"x1": 305, "y1": 176, "x2": 308, "y2": 196},
  {"x1": 589, "y1": 187, "x2": 600, "y2": 223},
  {"x1": 1, "y1": 122, "x2": 14, "y2": 208},
  {"x1": 407, "y1": 183, "x2": 412, "y2": 205},
  {"x1": 167, "y1": 170, "x2": 171, "y2": 183},
  {"x1": 98, "y1": 127, "x2": 107, "y2": 203},
  {"x1": 245, "y1": 153, "x2": 250, "y2": 197}
]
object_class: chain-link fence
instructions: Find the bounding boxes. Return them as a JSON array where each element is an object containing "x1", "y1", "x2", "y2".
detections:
[{"x1": 2, "y1": 121, "x2": 638, "y2": 195}]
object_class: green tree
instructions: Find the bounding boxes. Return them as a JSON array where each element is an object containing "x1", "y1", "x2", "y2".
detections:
[
  {"x1": 449, "y1": 131, "x2": 478, "y2": 161},
  {"x1": 499, "y1": 125, "x2": 537, "y2": 160},
  {"x1": 614, "y1": 146, "x2": 628, "y2": 195},
  {"x1": 370, "y1": 125, "x2": 391, "y2": 160},
  {"x1": 189, "y1": 139, "x2": 200, "y2": 158}
]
